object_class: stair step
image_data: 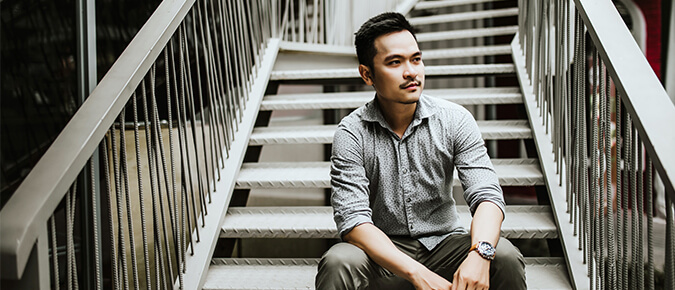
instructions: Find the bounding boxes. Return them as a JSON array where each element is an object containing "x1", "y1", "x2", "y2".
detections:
[
  {"x1": 409, "y1": 7, "x2": 519, "y2": 26},
  {"x1": 204, "y1": 258, "x2": 571, "y2": 290},
  {"x1": 424, "y1": 44, "x2": 512, "y2": 59},
  {"x1": 235, "y1": 159, "x2": 544, "y2": 189},
  {"x1": 220, "y1": 205, "x2": 557, "y2": 239},
  {"x1": 270, "y1": 64, "x2": 515, "y2": 81},
  {"x1": 250, "y1": 120, "x2": 531, "y2": 145},
  {"x1": 417, "y1": 26, "x2": 518, "y2": 42},
  {"x1": 416, "y1": 0, "x2": 508, "y2": 10},
  {"x1": 261, "y1": 87, "x2": 523, "y2": 110}
]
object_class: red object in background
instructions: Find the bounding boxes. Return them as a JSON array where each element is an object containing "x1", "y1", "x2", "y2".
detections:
[{"x1": 634, "y1": 0, "x2": 662, "y2": 79}]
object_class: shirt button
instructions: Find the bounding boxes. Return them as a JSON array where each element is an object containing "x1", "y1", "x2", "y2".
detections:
[
  {"x1": 402, "y1": 168, "x2": 408, "y2": 173},
  {"x1": 406, "y1": 197, "x2": 412, "y2": 202}
]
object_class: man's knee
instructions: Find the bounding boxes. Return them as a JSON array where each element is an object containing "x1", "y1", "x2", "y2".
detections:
[
  {"x1": 316, "y1": 242, "x2": 372, "y2": 290},
  {"x1": 319, "y1": 242, "x2": 370, "y2": 270},
  {"x1": 490, "y1": 238, "x2": 526, "y2": 289}
]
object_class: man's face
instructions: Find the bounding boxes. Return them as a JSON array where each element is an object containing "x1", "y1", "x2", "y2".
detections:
[{"x1": 359, "y1": 30, "x2": 425, "y2": 105}]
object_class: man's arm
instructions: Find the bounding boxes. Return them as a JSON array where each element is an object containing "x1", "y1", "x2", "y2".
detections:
[
  {"x1": 450, "y1": 106, "x2": 506, "y2": 290},
  {"x1": 344, "y1": 223, "x2": 452, "y2": 290}
]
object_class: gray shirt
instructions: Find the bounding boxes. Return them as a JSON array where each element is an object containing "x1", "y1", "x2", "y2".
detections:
[{"x1": 330, "y1": 94, "x2": 506, "y2": 251}]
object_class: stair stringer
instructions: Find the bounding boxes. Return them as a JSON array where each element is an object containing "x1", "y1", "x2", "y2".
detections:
[{"x1": 511, "y1": 34, "x2": 590, "y2": 290}]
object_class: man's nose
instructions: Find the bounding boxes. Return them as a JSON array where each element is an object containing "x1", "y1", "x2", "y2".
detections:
[{"x1": 403, "y1": 62, "x2": 418, "y2": 79}]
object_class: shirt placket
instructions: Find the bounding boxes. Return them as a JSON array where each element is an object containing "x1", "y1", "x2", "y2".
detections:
[{"x1": 398, "y1": 139, "x2": 415, "y2": 235}]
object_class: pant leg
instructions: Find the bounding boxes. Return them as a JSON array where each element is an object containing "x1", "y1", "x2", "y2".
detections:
[
  {"x1": 315, "y1": 238, "x2": 419, "y2": 290},
  {"x1": 315, "y1": 242, "x2": 379, "y2": 290},
  {"x1": 420, "y1": 234, "x2": 527, "y2": 290}
]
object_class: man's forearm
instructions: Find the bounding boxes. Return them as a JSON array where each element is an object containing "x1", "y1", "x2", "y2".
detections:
[
  {"x1": 343, "y1": 223, "x2": 423, "y2": 280},
  {"x1": 470, "y1": 201, "x2": 504, "y2": 246}
]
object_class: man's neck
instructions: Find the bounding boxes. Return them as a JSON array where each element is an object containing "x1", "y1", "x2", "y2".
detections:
[{"x1": 376, "y1": 95, "x2": 417, "y2": 138}]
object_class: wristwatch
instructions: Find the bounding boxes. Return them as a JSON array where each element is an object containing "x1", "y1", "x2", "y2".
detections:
[{"x1": 470, "y1": 241, "x2": 496, "y2": 261}]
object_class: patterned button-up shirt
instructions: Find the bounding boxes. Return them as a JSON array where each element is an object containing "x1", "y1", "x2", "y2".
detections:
[{"x1": 330, "y1": 94, "x2": 506, "y2": 250}]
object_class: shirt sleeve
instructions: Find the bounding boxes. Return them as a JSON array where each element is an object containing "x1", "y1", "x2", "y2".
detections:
[
  {"x1": 452, "y1": 108, "x2": 506, "y2": 217},
  {"x1": 330, "y1": 123, "x2": 373, "y2": 238}
]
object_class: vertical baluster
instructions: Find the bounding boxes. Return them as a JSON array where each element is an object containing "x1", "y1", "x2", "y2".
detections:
[
  {"x1": 637, "y1": 136, "x2": 644, "y2": 290},
  {"x1": 181, "y1": 23, "x2": 209, "y2": 218},
  {"x1": 175, "y1": 27, "x2": 200, "y2": 248},
  {"x1": 119, "y1": 109, "x2": 141, "y2": 290},
  {"x1": 667, "y1": 187, "x2": 675, "y2": 290},
  {"x1": 50, "y1": 215, "x2": 59, "y2": 290},
  {"x1": 616, "y1": 89, "x2": 624, "y2": 287},
  {"x1": 646, "y1": 157, "x2": 654, "y2": 289},
  {"x1": 141, "y1": 77, "x2": 168, "y2": 288},
  {"x1": 630, "y1": 120, "x2": 637, "y2": 290},
  {"x1": 166, "y1": 43, "x2": 185, "y2": 287},
  {"x1": 188, "y1": 7, "x2": 213, "y2": 201},
  {"x1": 150, "y1": 64, "x2": 176, "y2": 289},
  {"x1": 622, "y1": 102, "x2": 630, "y2": 290},
  {"x1": 110, "y1": 126, "x2": 130, "y2": 290},
  {"x1": 132, "y1": 90, "x2": 153, "y2": 290},
  {"x1": 89, "y1": 154, "x2": 102, "y2": 290}
]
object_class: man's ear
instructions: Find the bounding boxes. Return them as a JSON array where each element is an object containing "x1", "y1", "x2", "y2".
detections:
[{"x1": 359, "y1": 64, "x2": 374, "y2": 86}]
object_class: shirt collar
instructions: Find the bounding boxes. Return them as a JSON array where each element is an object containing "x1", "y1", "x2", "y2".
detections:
[{"x1": 361, "y1": 93, "x2": 436, "y2": 128}]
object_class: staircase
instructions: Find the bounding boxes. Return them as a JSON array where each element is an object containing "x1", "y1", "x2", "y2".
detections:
[{"x1": 203, "y1": 0, "x2": 573, "y2": 289}]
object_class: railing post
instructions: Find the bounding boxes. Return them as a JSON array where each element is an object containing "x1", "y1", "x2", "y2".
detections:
[
  {"x1": 77, "y1": 0, "x2": 102, "y2": 289},
  {"x1": 0, "y1": 225, "x2": 50, "y2": 289}
]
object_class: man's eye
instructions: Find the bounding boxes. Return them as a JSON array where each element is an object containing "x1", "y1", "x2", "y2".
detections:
[
  {"x1": 413, "y1": 57, "x2": 422, "y2": 62},
  {"x1": 388, "y1": 60, "x2": 400, "y2": 65}
]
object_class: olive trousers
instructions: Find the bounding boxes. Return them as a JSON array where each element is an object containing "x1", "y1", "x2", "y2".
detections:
[{"x1": 315, "y1": 234, "x2": 526, "y2": 290}]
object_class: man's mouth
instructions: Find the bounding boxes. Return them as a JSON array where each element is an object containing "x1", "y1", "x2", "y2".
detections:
[{"x1": 400, "y1": 80, "x2": 421, "y2": 90}]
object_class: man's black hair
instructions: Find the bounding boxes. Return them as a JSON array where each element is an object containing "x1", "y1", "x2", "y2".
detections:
[{"x1": 354, "y1": 12, "x2": 417, "y2": 70}]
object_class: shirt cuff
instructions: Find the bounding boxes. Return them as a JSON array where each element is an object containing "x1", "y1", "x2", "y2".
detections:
[{"x1": 336, "y1": 214, "x2": 373, "y2": 239}]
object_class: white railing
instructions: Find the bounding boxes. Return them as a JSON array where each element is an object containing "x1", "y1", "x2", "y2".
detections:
[
  {"x1": 0, "y1": 1, "x2": 413, "y2": 289},
  {"x1": 513, "y1": 0, "x2": 675, "y2": 289}
]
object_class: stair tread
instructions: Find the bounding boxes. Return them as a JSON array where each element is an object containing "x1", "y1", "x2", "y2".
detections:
[
  {"x1": 261, "y1": 87, "x2": 523, "y2": 110},
  {"x1": 270, "y1": 64, "x2": 515, "y2": 80},
  {"x1": 409, "y1": 7, "x2": 519, "y2": 26},
  {"x1": 417, "y1": 26, "x2": 518, "y2": 42},
  {"x1": 416, "y1": 0, "x2": 509, "y2": 10},
  {"x1": 204, "y1": 258, "x2": 571, "y2": 289},
  {"x1": 235, "y1": 159, "x2": 544, "y2": 188},
  {"x1": 220, "y1": 205, "x2": 557, "y2": 239},
  {"x1": 424, "y1": 44, "x2": 512, "y2": 59},
  {"x1": 250, "y1": 120, "x2": 531, "y2": 145}
]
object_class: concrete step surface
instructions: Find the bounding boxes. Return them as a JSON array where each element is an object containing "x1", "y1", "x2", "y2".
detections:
[
  {"x1": 249, "y1": 120, "x2": 531, "y2": 145},
  {"x1": 235, "y1": 159, "x2": 544, "y2": 189},
  {"x1": 220, "y1": 205, "x2": 558, "y2": 239},
  {"x1": 415, "y1": 0, "x2": 509, "y2": 10},
  {"x1": 204, "y1": 257, "x2": 571, "y2": 290},
  {"x1": 423, "y1": 44, "x2": 512, "y2": 59},
  {"x1": 261, "y1": 87, "x2": 523, "y2": 110},
  {"x1": 409, "y1": 7, "x2": 519, "y2": 26},
  {"x1": 417, "y1": 25, "x2": 518, "y2": 42},
  {"x1": 270, "y1": 63, "x2": 515, "y2": 81}
]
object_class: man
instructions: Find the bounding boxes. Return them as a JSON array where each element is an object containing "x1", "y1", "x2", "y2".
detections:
[{"x1": 315, "y1": 12, "x2": 526, "y2": 290}]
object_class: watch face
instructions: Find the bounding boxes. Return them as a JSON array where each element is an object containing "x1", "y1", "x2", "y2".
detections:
[{"x1": 478, "y1": 242, "x2": 495, "y2": 258}]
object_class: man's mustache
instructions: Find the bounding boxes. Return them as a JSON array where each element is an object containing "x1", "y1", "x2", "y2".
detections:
[{"x1": 399, "y1": 78, "x2": 422, "y2": 89}]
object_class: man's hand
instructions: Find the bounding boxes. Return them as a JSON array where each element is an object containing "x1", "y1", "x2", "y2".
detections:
[
  {"x1": 409, "y1": 265, "x2": 453, "y2": 290},
  {"x1": 451, "y1": 251, "x2": 490, "y2": 290}
]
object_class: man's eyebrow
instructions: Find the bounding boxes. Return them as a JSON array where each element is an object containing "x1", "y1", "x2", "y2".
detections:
[{"x1": 383, "y1": 51, "x2": 422, "y2": 62}]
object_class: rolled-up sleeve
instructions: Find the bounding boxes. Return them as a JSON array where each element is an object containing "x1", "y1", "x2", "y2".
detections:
[
  {"x1": 330, "y1": 124, "x2": 373, "y2": 238},
  {"x1": 452, "y1": 108, "x2": 506, "y2": 217}
]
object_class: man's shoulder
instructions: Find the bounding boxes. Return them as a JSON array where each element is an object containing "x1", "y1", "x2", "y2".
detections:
[{"x1": 422, "y1": 94, "x2": 472, "y2": 118}]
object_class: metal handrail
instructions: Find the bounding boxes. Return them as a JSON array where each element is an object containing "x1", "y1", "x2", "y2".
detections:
[
  {"x1": 0, "y1": 0, "x2": 195, "y2": 279},
  {"x1": 514, "y1": 0, "x2": 675, "y2": 289},
  {"x1": 576, "y1": 0, "x2": 675, "y2": 199},
  {"x1": 0, "y1": 0, "x2": 415, "y2": 287}
]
